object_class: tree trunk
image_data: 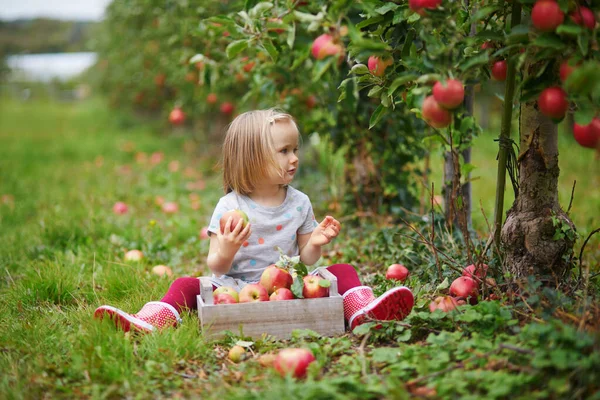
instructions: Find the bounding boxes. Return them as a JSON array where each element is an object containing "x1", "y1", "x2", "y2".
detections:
[{"x1": 500, "y1": 100, "x2": 576, "y2": 283}]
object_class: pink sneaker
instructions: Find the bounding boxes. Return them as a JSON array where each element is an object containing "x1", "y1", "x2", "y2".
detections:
[
  {"x1": 343, "y1": 286, "x2": 414, "y2": 331},
  {"x1": 94, "y1": 301, "x2": 182, "y2": 333}
]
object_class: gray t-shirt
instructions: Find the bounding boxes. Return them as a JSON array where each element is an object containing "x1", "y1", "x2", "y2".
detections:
[{"x1": 207, "y1": 186, "x2": 317, "y2": 284}]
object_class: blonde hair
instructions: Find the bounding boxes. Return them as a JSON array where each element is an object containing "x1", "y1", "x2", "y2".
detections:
[{"x1": 222, "y1": 109, "x2": 299, "y2": 195}]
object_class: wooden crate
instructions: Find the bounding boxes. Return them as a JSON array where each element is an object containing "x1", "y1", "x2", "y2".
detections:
[{"x1": 197, "y1": 269, "x2": 345, "y2": 339}]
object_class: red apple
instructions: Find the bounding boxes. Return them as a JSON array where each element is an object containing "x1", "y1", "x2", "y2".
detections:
[
  {"x1": 220, "y1": 102, "x2": 234, "y2": 115},
  {"x1": 207, "y1": 93, "x2": 218, "y2": 104},
  {"x1": 573, "y1": 118, "x2": 600, "y2": 149},
  {"x1": 432, "y1": 79, "x2": 465, "y2": 109},
  {"x1": 311, "y1": 34, "x2": 343, "y2": 60},
  {"x1": 219, "y1": 209, "x2": 249, "y2": 234},
  {"x1": 228, "y1": 345, "x2": 246, "y2": 362},
  {"x1": 152, "y1": 265, "x2": 173, "y2": 277},
  {"x1": 385, "y1": 264, "x2": 410, "y2": 282},
  {"x1": 538, "y1": 87, "x2": 568, "y2": 121},
  {"x1": 302, "y1": 276, "x2": 330, "y2": 298},
  {"x1": 367, "y1": 56, "x2": 393, "y2": 77},
  {"x1": 260, "y1": 265, "x2": 293, "y2": 294},
  {"x1": 214, "y1": 293, "x2": 238, "y2": 304},
  {"x1": 449, "y1": 276, "x2": 479, "y2": 304},
  {"x1": 162, "y1": 201, "x2": 179, "y2": 214},
  {"x1": 239, "y1": 283, "x2": 269, "y2": 303},
  {"x1": 273, "y1": 348, "x2": 316, "y2": 379},
  {"x1": 409, "y1": 0, "x2": 442, "y2": 15},
  {"x1": 112, "y1": 201, "x2": 128, "y2": 215},
  {"x1": 124, "y1": 249, "x2": 144, "y2": 261},
  {"x1": 462, "y1": 263, "x2": 489, "y2": 279},
  {"x1": 154, "y1": 73, "x2": 166, "y2": 86},
  {"x1": 270, "y1": 288, "x2": 295, "y2": 301},
  {"x1": 559, "y1": 60, "x2": 578, "y2": 83},
  {"x1": 243, "y1": 61, "x2": 255, "y2": 72},
  {"x1": 214, "y1": 286, "x2": 239, "y2": 302},
  {"x1": 570, "y1": 6, "x2": 596, "y2": 30},
  {"x1": 429, "y1": 296, "x2": 459, "y2": 312},
  {"x1": 422, "y1": 95, "x2": 452, "y2": 129},
  {"x1": 169, "y1": 107, "x2": 186, "y2": 126},
  {"x1": 491, "y1": 60, "x2": 507, "y2": 81},
  {"x1": 305, "y1": 95, "x2": 317, "y2": 109},
  {"x1": 531, "y1": 0, "x2": 564, "y2": 32}
]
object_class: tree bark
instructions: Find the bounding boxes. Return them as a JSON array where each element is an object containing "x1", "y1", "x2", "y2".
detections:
[{"x1": 500, "y1": 99, "x2": 576, "y2": 283}]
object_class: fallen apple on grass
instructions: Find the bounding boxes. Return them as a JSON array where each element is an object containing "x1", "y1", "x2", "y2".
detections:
[
  {"x1": 270, "y1": 288, "x2": 295, "y2": 301},
  {"x1": 124, "y1": 249, "x2": 144, "y2": 262},
  {"x1": 273, "y1": 348, "x2": 316, "y2": 379},
  {"x1": 429, "y1": 296, "x2": 459, "y2": 313},
  {"x1": 162, "y1": 202, "x2": 179, "y2": 214},
  {"x1": 239, "y1": 283, "x2": 269, "y2": 303},
  {"x1": 302, "y1": 276, "x2": 330, "y2": 298},
  {"x1": 260, "y1": 265, "x2": 293, "y2": 294},
  {"x1": 152, "y1": 265, "x2": 173, "y2": 277},
  {"x1": 450, "y1": 276, "x2": 479, "y2": 304},
  {"x1": 462, "y1": 263, "x2": 489, "y2": 280},
  {"x1": 228, "y1": 345, "x2": 246, "y2": 363},
  {"x1": 219, "y1": 209, "x2": 249, "y2": 234},
  {"x1": 112, "y1": 201, "x2": 128, "y2": 215},
  {"x1": 385, "y1": 264, "x2": 409, "y2": 282}
]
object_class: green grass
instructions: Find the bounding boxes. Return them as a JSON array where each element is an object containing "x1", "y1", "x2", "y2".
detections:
[{"x1": 0, "y1": 96, "x2": 598, "y2": 399}]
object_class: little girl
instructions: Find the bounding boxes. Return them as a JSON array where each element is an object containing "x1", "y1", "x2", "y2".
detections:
[{"x1": 94, "y1": 109, "x2": 414, "y2": 333}]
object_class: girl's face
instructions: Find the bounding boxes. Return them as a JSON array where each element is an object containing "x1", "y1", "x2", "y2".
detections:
[{"x1": 269, "y1": 120, "x2": 299, "y2": 186}]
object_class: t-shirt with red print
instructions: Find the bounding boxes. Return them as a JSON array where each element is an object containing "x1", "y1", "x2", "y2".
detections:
[{"x1": 207, "y1": 186, "x2": 317, "y2": 284}]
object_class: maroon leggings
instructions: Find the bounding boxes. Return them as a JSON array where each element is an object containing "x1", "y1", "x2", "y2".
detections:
[{"x1": 160, "y1": 264, "x2": 361, "y2": 313}]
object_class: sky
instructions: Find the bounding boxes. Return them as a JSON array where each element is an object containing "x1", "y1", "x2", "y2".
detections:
[{"x1": 0, "y1": 0, "x2": 113, "y2": 21}]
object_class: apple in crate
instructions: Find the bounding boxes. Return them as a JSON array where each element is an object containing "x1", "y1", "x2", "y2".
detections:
[
  {"x1": 450, "y1": 276, "x2": 479, "y2": 304},
  {"x1": 219, "y1": 209, "x2": 249, "y2": 233},
  {"x1": 302, "y1": 276, "x2": 330, "y2": 298},
  {"x1": 270, "y1": 288, "x2": 294, "y2": 301},
  {"x1": 214, "y1": 293, "x2": 238, "y2": 304},
  {"x1": 385, "y1": 264, "x2": 409, "y2": 282},
  {"x1": 429, "y1": 296, "x2": 459, "y2": 312},
  {"x1": 260, "y1": 264, "x2": 293, "y2": 294},
  {"x1": 239, "y1": 283, "x2": 269, "y2": 303},
  {"x1": 273, "y1": 348, "x2": 316, "y2": 379},
  {"x1": 213, "y1": 286, "x2": 239, "y2": 302}
]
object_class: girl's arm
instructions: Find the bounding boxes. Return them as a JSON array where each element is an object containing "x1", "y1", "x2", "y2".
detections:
[
  {"x1": 206, "y1": 217, "x2": 251, "y2": 276},
  {"x1": 298, "y1": 216, "x2": 341, "y2": 265}
]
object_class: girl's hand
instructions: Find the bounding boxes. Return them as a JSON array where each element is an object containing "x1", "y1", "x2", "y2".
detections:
[
  {"x1": 217, "y1": 216, "x2": 251, "y2": 258},
  {"x1": 309, "y1": 216, "x2": 341, "y2": 247}
]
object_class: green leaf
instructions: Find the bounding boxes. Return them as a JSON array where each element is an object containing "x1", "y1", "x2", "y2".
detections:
[
  {"x1": 318, "y1": 279, "x2": 331, "y2": 288},
  {"x1": 312, "y1": 58, "x2": 335, "y2": 82},
  {"x1": 506, "y1": 24, "x2": 530, "y2": 44},
  {"x1": 248, "y1": 1, "x2": 273, "y2": 17},
  {"x1": 396, "y1": 328, "x2": 412, "y2": 342},
  {"x1": 369, "y1": 104, "x2": 388, "y2": 129},
  {"x1": 564, "y1": 61, "x2": 600, "y2": 96},
  {"x1": 388, "y1": 74, "x2": 418, "y2": 95},
  {"x1": 244, "y1": 0, "x2": 259, "y2": 11},
  {"x1": 574, "y1": 107, "x2": 594, "y2": 125},
  {"x1": 375, "y1": 3, "x2": 400, "y2": 14},
  {"x1": 556, "y1": 24, "x2": 583, "y2": 36},
  {"x1": 472, "y1": 6, "x2": 500, "y2": 21},
  {"x1": 462, "y1": 162, "x2": 477, "y2": 175},
  {"x1": 352, "y1": 322, "x2": 376, "y2": 336},
  {"x1": 235, "y1": 340, "x2": 254, "y2": 347},
  {"x1": 226, "y1": 40, "x2": 248, "y2": 59},
  {"x1": 351, "y1": 64, "x2": 370, "y2": 75},
  {"x1": 532, "y1": 34, "x2": 565, "y2": 50},
  {"x1": 293, "y1": 10, "x2": 321, "y2": 22},
  {"x1": 291, "y1": 278, "x2": 304, "y2": 299},
  {"x1": 286, "y1": 22, "x2": 295, "y2": 49},
  {"x1": 356, "y1": 15, "x2": 385, "y2": 29},
  {"x1": 262, "y1": 39, "x2": 279, "y2": 62},
  {"x1": 368, "y1": 85, "x2": 383, "y2": 98},
  {"x1": 371, "y1": 347, "x2": 399, "y2": 363},
  {"x1": 457, "y1": 53, "x2": 489, "y2": 72},
  {"x1": 436, "y1": 277, "x2": 449, "y2": 290},
  {"x1": 577, "y1": 34, "x2": 589, "y2": 56}
]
